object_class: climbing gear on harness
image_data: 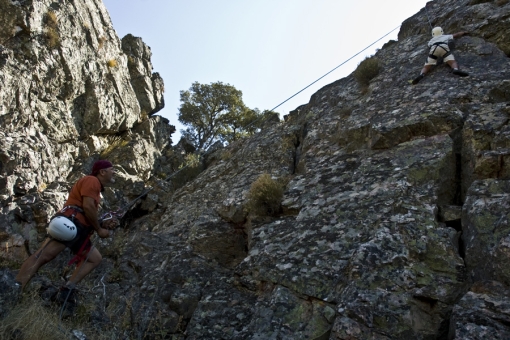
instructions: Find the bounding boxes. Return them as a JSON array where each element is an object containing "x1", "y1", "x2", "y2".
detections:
[
  {"x1": 432, "y1": 27, "x2": 444, "y2": 37},
  {"x1": 47, "y1": 216, "x2": 77, "y2": 241},
  {"x1": 58, "y1": 205, "x2": 84, "y2": 224},
  {"x1": 67, "y1": 236, "x2": 92, "y2": 266},
  {"x1": 453, "y1": 69, "x2": 469, "y2": 77},
  {"x1": 60, "y1": 205, "x2": 84, "y2": 214},
  {"x1": 411, "y1": 74, "x2": 425, "y2": 85}
]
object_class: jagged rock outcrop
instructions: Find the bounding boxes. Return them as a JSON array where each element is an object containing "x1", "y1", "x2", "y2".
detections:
[
  {"x1": 0, "y1": 0, "x2": 177, "y2": 260},
  {"x1": 1, "y1": 0, "x2": 510, "y2": 339},
  {"x1": 122, "y1": 33, "x2": 165, "y2": 116}
]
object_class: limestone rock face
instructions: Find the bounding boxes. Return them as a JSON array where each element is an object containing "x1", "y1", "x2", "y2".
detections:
[
  {"x1": 122, "y1": 34, "x2": 165, "y2": 116},
  {"x1": 0, "y1": 0, "x2": 174, "y2": 279},
  {"x1": 2, "y1": 0, "x2": 510, "y2": 339},
  {"x1": 0, "y1": 1, "x2": 172, "y2": 195},
  {"x1": 462, "y1": 180, "x2": 510, "y2": 284},
  {"x1": 449, "y1": 281, "x2": 510, "y2": 339}
]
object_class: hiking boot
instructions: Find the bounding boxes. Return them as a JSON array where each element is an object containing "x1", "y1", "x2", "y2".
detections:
[
  {"x1": 452, "y1": 69, "x2": 469, "y2": 77},
  {"x1": 411, "y1": 74, "x2": 424, "y2": 85}
]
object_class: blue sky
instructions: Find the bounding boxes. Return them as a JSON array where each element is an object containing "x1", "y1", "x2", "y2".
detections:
[{"x1": 102, "y1": 0, "x2": 429, "y2": 143}]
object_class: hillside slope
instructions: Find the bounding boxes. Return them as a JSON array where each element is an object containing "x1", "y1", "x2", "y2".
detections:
[{"x1": 1, "y1": 0, "x2": 510, "y2": 339}]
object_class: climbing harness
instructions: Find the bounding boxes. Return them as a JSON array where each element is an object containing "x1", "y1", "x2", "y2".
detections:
[
  {"x1": 35, "y1": 206, "x2": 84, "y2": 258},
  {"x1": 428, "y1": 42, "x2": 451, "y2": 61}
]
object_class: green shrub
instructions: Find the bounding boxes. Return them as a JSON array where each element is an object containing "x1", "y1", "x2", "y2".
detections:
[
  {"x1": 353, "y1": 56, "x2": 381, "y2": 89},
  {"x1": 247, "y1": 173, "x2": 284, "y2": 216},
  {"x1": 180, "y1": 153, "x2": 201, "y2": 168}
]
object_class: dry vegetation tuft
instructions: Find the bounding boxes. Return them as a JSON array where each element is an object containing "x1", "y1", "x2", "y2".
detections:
[
  {"x1": 107, "y1": 59, "x2": 118, "y2": 68},
  {"x1": 46, "y1": 11, "x2": 57, "y2": 27},
  {"x1": 247, "y1": 173, "x2": 285, "y2": 216},
  {"x1": 140, "y1": 110, "x2": 148, "y2": 121},
  {"x1": 0, "y1": 297, "x2": 64, "y2": 340},
  {"x1": 98, "y1": 36, "x2": 106, "y2": 50},
  {"x1": 45, "y1": 11, "x2": 60, "y2": 48},
  {"x1": 353, "y1": 56, "x2": 380, "y2": 90}
]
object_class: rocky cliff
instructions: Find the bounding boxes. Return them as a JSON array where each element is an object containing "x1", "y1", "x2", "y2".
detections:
[{"x1": 1, "y1": 0, "x2": 510, "y2": 339}]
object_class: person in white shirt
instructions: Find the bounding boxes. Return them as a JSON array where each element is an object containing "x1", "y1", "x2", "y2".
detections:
[{"x1": 412, "y1": 27, "x2": 469, "y2": 85}]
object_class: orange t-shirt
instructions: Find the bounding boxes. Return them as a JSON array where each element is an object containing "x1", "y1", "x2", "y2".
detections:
[{"x1": 62, "y1": 176, "x2": 102, "y2": 227}]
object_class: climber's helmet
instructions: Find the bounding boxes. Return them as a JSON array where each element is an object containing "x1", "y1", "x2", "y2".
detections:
[{"x1": 432, "y1": 27, "x2": 444, "y2": 37}]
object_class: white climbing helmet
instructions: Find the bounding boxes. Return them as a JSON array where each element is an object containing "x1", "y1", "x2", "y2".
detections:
[
  {"x1": 47, "y1": 216, "x2": 77, "y2": 241},
  {"x1": 432, "y1": 27, "x2": 444, "y2": 37}
]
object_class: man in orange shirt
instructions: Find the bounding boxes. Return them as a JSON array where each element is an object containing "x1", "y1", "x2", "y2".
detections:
[{"x1": 16, "y1": 160, "x2": 119, "y2": 304}]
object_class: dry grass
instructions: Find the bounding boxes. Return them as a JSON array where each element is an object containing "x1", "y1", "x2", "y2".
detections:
[
  {"x1": 45, "y1": 11, "x2": 60, "y2": 48},
  {"x1": 46, "y1": 11, "x2": 57, "y2": 28},
  {"x1": 247, "y1": 173, "x2": 285, "y2": 216},
  {"x1": 140, "y1": 110, "x2": 148, "y2": 121},
  {"x1": 100, "y1": 137, "x2": 129, "y2": 158},
  {"x1": 0, "y1": 290, "x2": 129, "y2": 340},
  {"x1": 107, "y1": 59, "x2": 118, "y2": 68},
  {"x1": 38, "y1": 182, "x2": 48, "y2": 192},
  {"x1": 0, "y1": 297, "x2": 66, "y2": 340},
  {"x1": 496, "y1": 0, "x2": 509, "y2": 5},
  {"x1": 0, "y1": 255, "x2": 23, "y2": 269},
  {"x1": 353, "y1": 56, "x2": 380, "y2": 90},
  {"x1": 221, "y1": 149, "x2": 233, "y2": 161},
  {"x1": 46, "y1": 29, "x2": 59, "y2": 48},
  {"x1": 98, "y1": 36, "x2": 106, "y2": 50}
]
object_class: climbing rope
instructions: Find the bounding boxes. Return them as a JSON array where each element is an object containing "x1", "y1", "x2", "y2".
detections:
[
  {"x1": 91, "y1": 17, "x2": 420, "y2": 339},
  {"x1": 240, "y1": 24, "x2": 402, "y2": 133},
  {"x1": 165, "y1": 23, "x2": 405, "y2": 183},
  {"x1": 424, "y1": 2, "x2": 434, "y2": 29}
]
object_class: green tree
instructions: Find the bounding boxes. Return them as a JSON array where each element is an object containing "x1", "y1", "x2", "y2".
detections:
[
  {"x1": 220, "y1": 108, "x2": 281, "y2": 144},
  {"x1": 220, "y1": 107, "x2": 258, "y2": 143},
  {"x1": 178, "y1": 82, "x2": 280, "y2": 149},
  {"x1": 178, "y1": 81, "x2": 248, "y2": 149}
]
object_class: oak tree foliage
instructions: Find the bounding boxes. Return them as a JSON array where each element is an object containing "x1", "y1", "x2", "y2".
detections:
[{"x1": 178, "y1": 81, "x2": 277, "y2": 149}]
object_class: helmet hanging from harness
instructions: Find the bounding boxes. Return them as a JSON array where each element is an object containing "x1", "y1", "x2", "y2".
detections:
[{"x1": 47, "y1": 216, "x2": 77, "y2": 241}]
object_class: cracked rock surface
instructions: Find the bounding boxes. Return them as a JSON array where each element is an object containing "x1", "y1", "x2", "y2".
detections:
[{"x1": 1, "y1": 0, "x2": 510, "y2": 339}]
